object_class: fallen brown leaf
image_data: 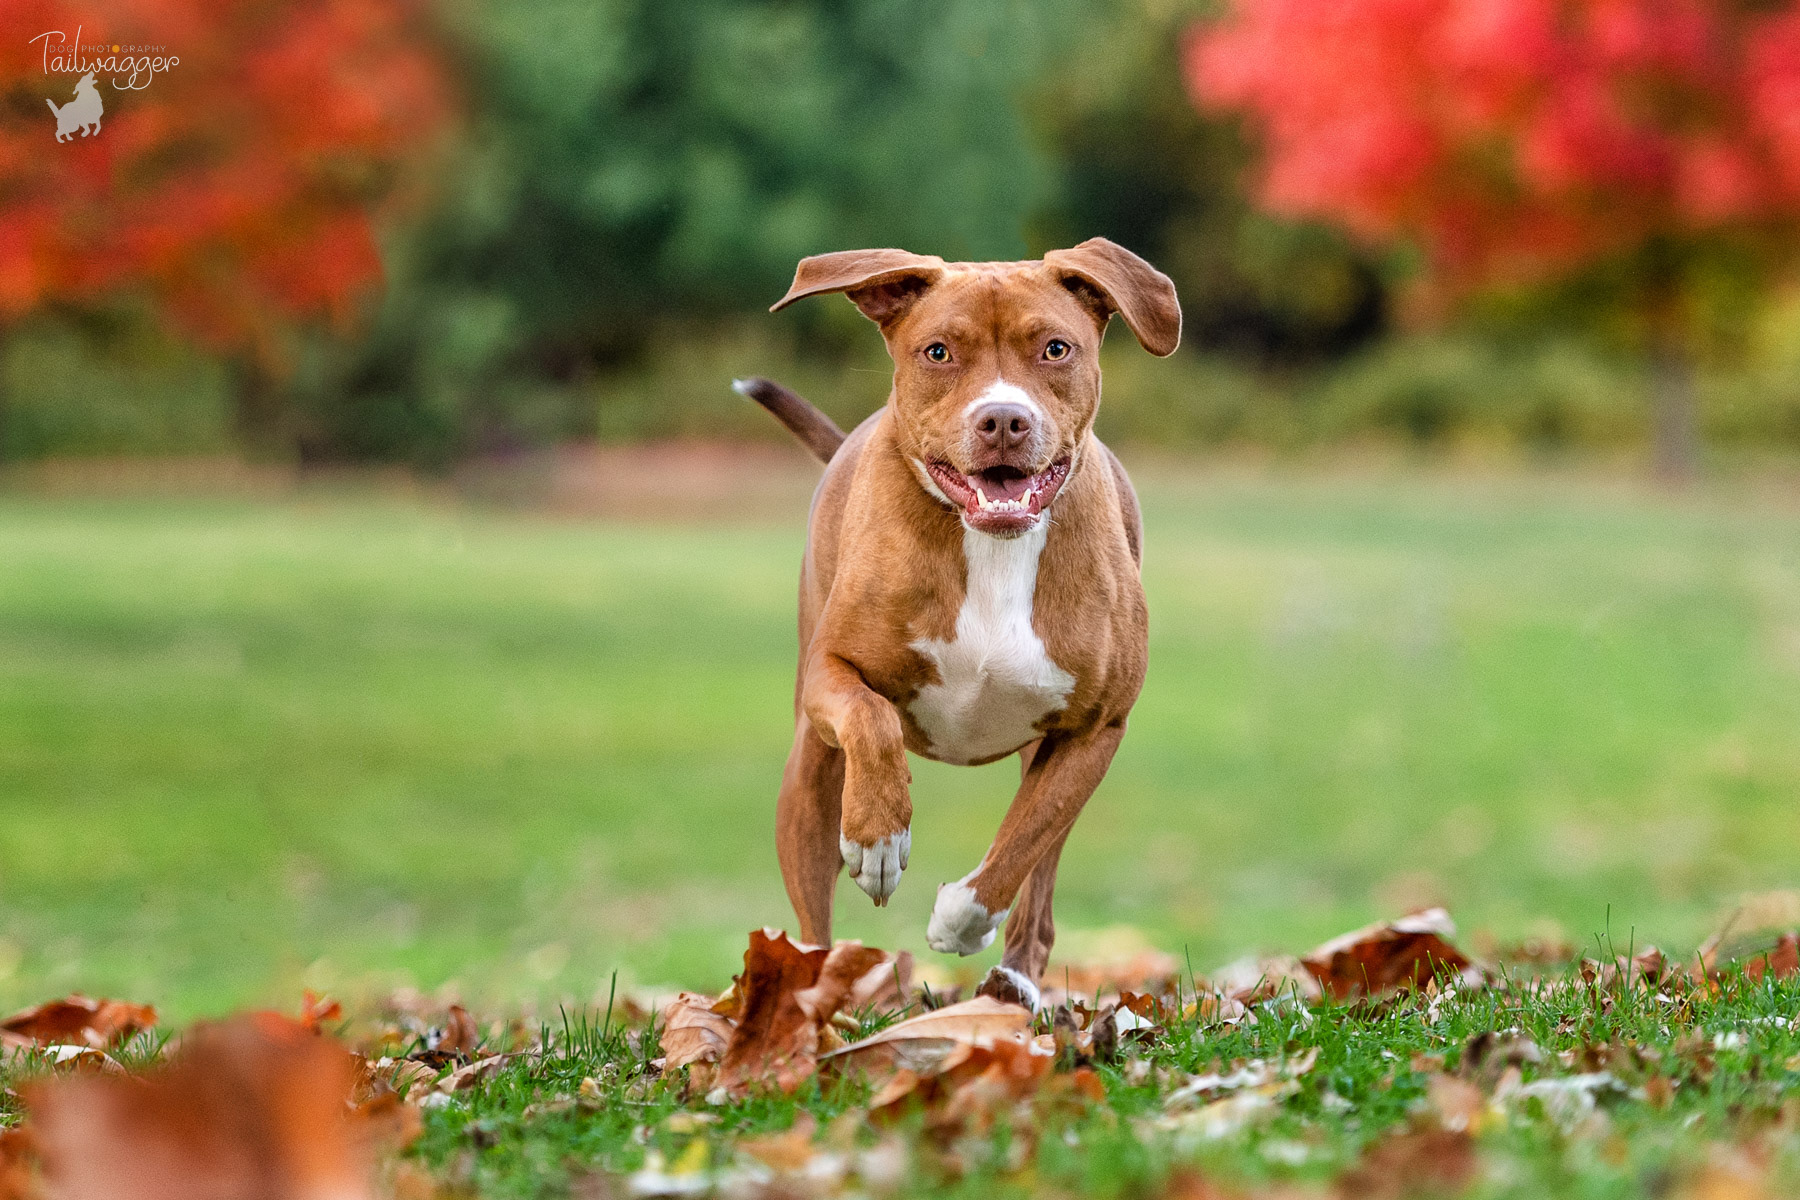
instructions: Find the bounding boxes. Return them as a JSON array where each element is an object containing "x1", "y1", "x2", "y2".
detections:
[
  {"x1": 794, "y1": 943, "x2": 893, "y2": 1030},
  {"x1": 1423, "y1": 1073, "x2": 1486, "y2": 1133},
  {"x1": 869, "y1": 1035, "x2": 1055, "y2": 1138},
  {"x1": 1336, "y1": 1125, "x2": 1476, "y2": 1198},
  {"x1": 0, "y1": 1126, "x2": 34, "y2": 1200},
  {"x1": 712, "y1": 932, "x2": 904, "y2": 1095},
  {"x1": 1050, "y1": 949, "x2": 1182, "y2": 998},
  {"x1": 353, "y1": 1087, "x2": 424, "y2": 1154},
  {"x1": 25, "y1": 1014, "x2": 374, "y2": 1200},
  {"x1": 436, "y1": 1005, "x2": 480, "y2": 1058},
  {"x1": 1207, "y1": 954, "x2": 1323, "y2": 1005},
  {"x1": 434, "y1": 1052, "x2": 523, "y2": 1095},
  {"x1": 1741, "y1": 933, "x2": 1799, "y2": 983},
  {"x1": 658, "y1": 993, "x2": 735, "y2": 1069},
  {"x1": 0, "y1": 997, "x2": 156, "y2": 1051},
  {"x1": 714, "y1": 930, "x2": 831, "y2": 1094},
  {"x1": 737, "y1": 1112, "x2": 819, "y2": 1171},
  {"x1": 822, "y1": 996, "x2": 1034, "y2": 1078},
  {"x1": 1303, "y1": 909, "x2": 1475, "y2": 1001}
]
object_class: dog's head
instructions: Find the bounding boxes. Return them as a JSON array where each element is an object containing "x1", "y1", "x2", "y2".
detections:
[
  {"x1": 773, "y1": 239, "x2": 1180, "y2": 537},
  {"x1": 76, "y1": 72, "x2": 97, "y2": 90}
]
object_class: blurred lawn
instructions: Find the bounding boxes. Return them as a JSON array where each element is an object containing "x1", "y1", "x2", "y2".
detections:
[{"x1": 2, "y1": 462, "x2": 1799, "y2": 1019}]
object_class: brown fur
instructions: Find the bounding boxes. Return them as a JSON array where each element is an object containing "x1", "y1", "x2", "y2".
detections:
[{"x1": 761, "y1": 238, "x2": 1179, "y2": 994}]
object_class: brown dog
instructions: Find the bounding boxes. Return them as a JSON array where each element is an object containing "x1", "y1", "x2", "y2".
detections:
[{"x1": 737, "y1": 238, "x2": 1180, "y2": 1007}]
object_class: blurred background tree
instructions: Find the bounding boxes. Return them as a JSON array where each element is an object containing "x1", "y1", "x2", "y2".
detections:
[
  {"x1": 0, "y1": 0, "x2": 451, "y2": 457},
  {"x1": 1189, "y1": 0, "x2": 1800, "y2": 478},
  {"x1": 7, "y1": 0, "x2": 1800, "y2": 467}
]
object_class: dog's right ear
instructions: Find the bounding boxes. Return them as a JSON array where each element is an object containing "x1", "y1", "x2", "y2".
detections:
[{"x1": 772, "y1": 250, "x2": 946, "y2": 327}]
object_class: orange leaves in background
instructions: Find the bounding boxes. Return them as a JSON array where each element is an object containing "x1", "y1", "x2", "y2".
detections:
[
  {"x1": 1187, "y1": 0, "x2": 1800, "y2": 288},
  {"x1": 0, "y1": 995, "x2": 155, "y2": 1050},
  {"x1": 0, "y1": 0, "x2": 452, "y2": 356}
]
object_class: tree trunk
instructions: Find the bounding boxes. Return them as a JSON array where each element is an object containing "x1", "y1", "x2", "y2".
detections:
[
  {"x1": 1649, "y1": 343, "x2": 1698, "y2": 484},
  {"x1": 232, "y1": 356, "x2": 288, "y2": 459}
]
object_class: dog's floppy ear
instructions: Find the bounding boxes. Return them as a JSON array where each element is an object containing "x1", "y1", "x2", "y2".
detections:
[
  {"x1": 1043, "y1": 238, "x2": 1182, "y2": 357},
  {"x1": 772, "y1": 249, "x2": 947, "y2": 327}
]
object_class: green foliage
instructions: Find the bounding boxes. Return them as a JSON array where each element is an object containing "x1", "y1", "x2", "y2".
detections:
[
  {"x1": 276, "y1": 0, "x2": 1073, "y2": 464},
  {"x1": 0, "y1": 315, "x2": 233, "y2": 461}
]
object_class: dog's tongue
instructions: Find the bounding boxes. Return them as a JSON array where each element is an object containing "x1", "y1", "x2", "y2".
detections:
[{"x1": 973, "y1": 471, "x2": 1035, "y2": 506}]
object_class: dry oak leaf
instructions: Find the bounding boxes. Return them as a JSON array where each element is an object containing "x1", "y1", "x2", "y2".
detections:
[
  {"x1": 0, "y1": 1126, "x2": 34, "y2": 1200},
  {"x1": 1423, "y1": 1072, "x2": 1488, "y2": 1133},
  {"x1": 434, "y1": 1004, "x2": 480, "y2": 1058},
  {"x1": 1208, "y1": 954, "x2": 1323, "y2": 1005},
  {"x1": 659, "y1": 992, "x2": 735, "y2": 1069},
  {"x1": 1742, "y1": 933, "x2": 1799, "y2": 983},
  {"x1": 1049, "y1": 948, "x2": 1182, "y2": 999},
  {"x1": 236, "y1": 991, "x2": 345, "y2": 1047},
  {"x1": 0, "y1": 996, "x2": 156, "y2": 1051},
  {"x1": 736, "y1": 1111, "x2": 820, "y2": 1172},
  {"x1": 869, "y1": 1035, "x2": 1056, "y2": 1137},
  {"x1": 1336, "y1": 1125, "x2": 1477, "y2": 1199},
  {"x1": 434, "y1": 1052, "x2": 526, "y2": 1095},
  {"x1": 713, "y1": 931, "x2": 896, "y2": 1095},
  {"x1": 25, "y1": 1014, "x2": 374, "y2": 1200},
  {"x1": 1303, "y1": 908, "x2": 1475, "y2": 1001},
  {"x1": 822, "y1": 996, "x2": 1035, "y2": 1078},
  {"x1": 354, "y1": 1089, "x2": 424, "y2": 1156}
]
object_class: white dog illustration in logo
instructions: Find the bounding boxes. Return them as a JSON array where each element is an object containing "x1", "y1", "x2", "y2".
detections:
[{"x1": 47, "y1": 72, "x2": 103, "y2": 142}]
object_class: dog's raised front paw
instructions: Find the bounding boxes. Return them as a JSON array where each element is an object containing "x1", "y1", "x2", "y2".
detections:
[
  {"x1": 840, "y1": 830, "x2": 909, "y2": 905},
  {"x1": 975, "y1": 965, "x2": 1041, "y2": 1012},
  {"x1": 926, "y1": 879, "x2": 1006, "y2": 955}
]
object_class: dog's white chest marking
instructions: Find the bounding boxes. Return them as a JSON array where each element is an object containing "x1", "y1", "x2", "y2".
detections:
[{"x1": 908, "y1": 523, "x2": 1075, "y2": 765}]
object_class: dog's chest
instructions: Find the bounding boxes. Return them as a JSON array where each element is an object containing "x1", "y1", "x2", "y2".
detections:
[{"x1": 907, "y1": 524, "x2": 1075, "y2": 766}]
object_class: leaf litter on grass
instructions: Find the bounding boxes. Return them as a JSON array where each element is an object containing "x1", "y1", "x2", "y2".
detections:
[{"x1": 0, "y1": 906, "x2": 1799, "y2": 1198}]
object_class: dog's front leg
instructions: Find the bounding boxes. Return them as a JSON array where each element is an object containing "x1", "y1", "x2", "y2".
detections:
[
  {"x1": 802, "y1": 650, "x2": 912, "y2": 906},
  {"x1": 926, "y1": 722, "x2": 1126, "y2": 1003}
]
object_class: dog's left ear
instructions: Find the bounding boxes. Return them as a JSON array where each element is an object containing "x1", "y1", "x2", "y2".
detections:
[{"x1": 1044, "y1": 238, "x2": 1182, "y2": 357}]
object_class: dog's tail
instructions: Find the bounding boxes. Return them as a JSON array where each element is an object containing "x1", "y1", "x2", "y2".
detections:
[
  {"x1": 45, "y1": 98, "x2": 61, "y2": 116},
  {"x1": 732, "y1": 377, "x2": 846, "y2": 464}
]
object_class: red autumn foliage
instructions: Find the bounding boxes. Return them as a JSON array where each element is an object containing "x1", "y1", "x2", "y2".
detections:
[
  {"x1": 1187, "y1": 0, "x2": 1800, "y2": 290},
  {"x1": 0, "y1": 0, "x2": 451, "y2": 356}
]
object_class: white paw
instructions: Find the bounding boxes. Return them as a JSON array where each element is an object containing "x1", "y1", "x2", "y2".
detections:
[
  {"x1": 977, "y1": 965, "x2": 1042, "y2": 1012},
  {"x1": 926, "y1": 878, "x2": 1006, "y2": 955},
  {"x1": 840, "y1": 830, "x2": 910, "y2": 904}
]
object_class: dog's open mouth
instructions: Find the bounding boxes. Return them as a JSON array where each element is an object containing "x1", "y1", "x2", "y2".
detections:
[{"x1": 925, "y1": 458, "x2": 1071, "y2": 536}]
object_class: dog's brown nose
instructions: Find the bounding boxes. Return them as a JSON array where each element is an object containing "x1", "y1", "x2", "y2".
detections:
[{"x1": 970, "y1": 401, "x2": 1036, "y2": 454}]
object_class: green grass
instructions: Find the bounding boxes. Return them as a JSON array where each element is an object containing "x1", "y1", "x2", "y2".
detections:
[
  {"x1": 1, "y1": 463, "x2": 1799, "y2": 1018},
  {"x1": 405, "y1": 959, "x2": 1800, "y2": 1199}
]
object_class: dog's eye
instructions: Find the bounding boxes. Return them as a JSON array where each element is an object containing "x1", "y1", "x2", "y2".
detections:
[
  {"x1": 1043, "y1": 339, "x2": 1071, "y2": 361},
  {"x1": 923, "y1": 343, "x2": 951, "y2": 364}
]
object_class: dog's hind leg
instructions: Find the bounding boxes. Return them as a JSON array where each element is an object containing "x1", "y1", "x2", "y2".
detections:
[{"x1": 776, "y1": 714, "x2": 846, "y2": 946}]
